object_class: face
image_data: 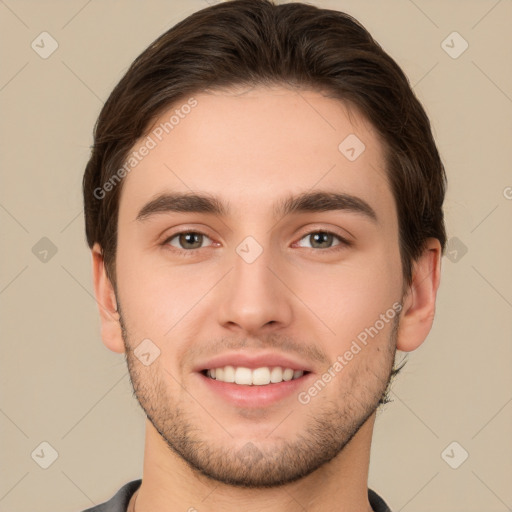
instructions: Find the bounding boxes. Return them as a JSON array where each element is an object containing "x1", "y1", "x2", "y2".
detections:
[{"x1": 113, "y1": 85, "x2": 404, "y2": 487}]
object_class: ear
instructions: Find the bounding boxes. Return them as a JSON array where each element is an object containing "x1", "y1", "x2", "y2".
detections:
[
  {"x1": 396, "y1": 238, "x2": 442, "y2": 352},
  {"x1": 91, "y1": 243, "x2": 125, "y2": 354}
]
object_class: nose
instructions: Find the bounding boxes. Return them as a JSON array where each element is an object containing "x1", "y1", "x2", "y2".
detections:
[{"x1": 216, "y1": 241, "x2": 294, "y2": 334}]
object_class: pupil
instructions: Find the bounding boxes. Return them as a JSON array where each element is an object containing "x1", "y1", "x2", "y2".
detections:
[
  {"x1": 181, "y1": 233, "x2": 201, "y2": 249},
  {"x1": 313, "y1": 232, "x2": 331, "y2": 248}
]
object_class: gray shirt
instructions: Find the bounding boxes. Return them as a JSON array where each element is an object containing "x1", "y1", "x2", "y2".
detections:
[{"x1": 79, "y1": 479, "x2": 392, "y2": 511}]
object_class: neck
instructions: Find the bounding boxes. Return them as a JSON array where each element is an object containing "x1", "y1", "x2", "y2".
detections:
[{"x1": 133, "y1": 414, "x2": 376, "y2": 512}]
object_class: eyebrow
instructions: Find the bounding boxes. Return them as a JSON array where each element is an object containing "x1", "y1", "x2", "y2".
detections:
[{"x1": 135, "y1": 190, "x2": 378, "y2": 224}]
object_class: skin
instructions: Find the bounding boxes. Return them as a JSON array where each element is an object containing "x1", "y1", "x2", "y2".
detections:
[{"x1": 92, "y1": 85, "x2": 442, "y2": 512}]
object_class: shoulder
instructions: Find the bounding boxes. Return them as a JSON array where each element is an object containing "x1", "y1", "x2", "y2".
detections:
[
  {"x1": 368, "y1": 488, "x2": 393, "y2": 512},
  {"x1": 77, "y1": 479, "x2": 142, "y2": 512}
]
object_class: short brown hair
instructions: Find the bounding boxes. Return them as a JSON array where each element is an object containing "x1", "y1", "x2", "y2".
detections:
[{"x1": 83, "y1": 0, "x2": 447, "y2": 294}]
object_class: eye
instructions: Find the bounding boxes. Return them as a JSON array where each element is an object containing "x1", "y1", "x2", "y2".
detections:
[
  {"x1": 164, "y1": 231, "x2": 213, "y2": 251},
  {"x1": 295, "y1": 230, "x2": 350, "y2": 250},
  {"x1": 161, "y1": 229, "x2": 351, "y2": 256}
]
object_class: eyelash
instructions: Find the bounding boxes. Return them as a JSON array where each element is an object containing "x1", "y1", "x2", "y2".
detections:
[{"x1": 161, "y1": 229, "x2": 352, "y2": 257}]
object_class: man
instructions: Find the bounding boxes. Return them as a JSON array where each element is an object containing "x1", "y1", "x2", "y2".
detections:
[{"x1": 81, "y1": 0, "x2": 446, "y2": 510}]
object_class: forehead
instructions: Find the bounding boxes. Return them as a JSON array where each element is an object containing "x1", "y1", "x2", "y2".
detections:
[{"x1": 118, "y1": 85, "x2": 396, "y2": 227}]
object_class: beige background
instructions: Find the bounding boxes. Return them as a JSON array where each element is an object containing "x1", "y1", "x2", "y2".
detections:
[{"x1": 1, "y1": 0, "x2": 511, "y2": 511}]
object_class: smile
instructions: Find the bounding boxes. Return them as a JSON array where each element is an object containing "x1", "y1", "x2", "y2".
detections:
[{"x1": 203, "y1": 366, "x2": 309, "y2": 385}]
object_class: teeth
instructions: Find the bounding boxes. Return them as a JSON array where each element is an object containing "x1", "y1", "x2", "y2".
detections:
[
  {"x1": 235, "y1": 367, "x2": 253, "y2": 385},
  {"x1": 205, "y1": 366, "x2": 305, "y2": 385},
  {"x1": 270, "y1": 367, "x2": 282, "y2": 383},
  {"x1": 223, "y1": 365, "x2": 235, "y2": 383},
  {"x1": 282, "y1": 368, "x2": 294, "y2": 381}
]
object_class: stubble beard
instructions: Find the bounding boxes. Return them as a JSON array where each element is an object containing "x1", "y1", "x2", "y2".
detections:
[{"x1": 120, "y1": 312, "x2": 399, "y2": 488}]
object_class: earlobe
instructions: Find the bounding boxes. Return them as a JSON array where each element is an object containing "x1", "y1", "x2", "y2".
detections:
[
  {"x1": 91, "y1": 243, "x2": 125, "y2": 354},
  {"x1": 396, "y1": 238, "x2": 442, "y2": 352}
]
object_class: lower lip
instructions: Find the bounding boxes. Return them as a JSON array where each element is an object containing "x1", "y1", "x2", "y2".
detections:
[{"x1": 197, "y1": 372, "x2": 314, "y2": 408}]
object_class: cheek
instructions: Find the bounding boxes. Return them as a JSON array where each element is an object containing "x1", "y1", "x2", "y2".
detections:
[
  {"x1": 115, "y1": 241, "x2": 219, "y2": 358},
  {"x1": 291, "y1": 247, "x2": 400, "y2": 343},
  {"x1": 115, "y1": 224, "x2": 401, "y2": 356},
  {"x1": 115, "y1": 239, "x2": 180, "y2": 336}
]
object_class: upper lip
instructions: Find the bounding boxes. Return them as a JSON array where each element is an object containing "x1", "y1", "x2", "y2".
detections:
[{"x1": 194, "y1": 351, "x2": 313, "y2": 373}]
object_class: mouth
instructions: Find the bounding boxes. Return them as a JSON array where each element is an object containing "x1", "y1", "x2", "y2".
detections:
[
  {"x1": 200, "y1": 366, "x2": 312, "y2": 386},
  {"x1": 196, "y1": 366, "x2": 314, "y2": 408},
  {"x1": 192, "y1": 351, "x2": 315, "y2": 408}
]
